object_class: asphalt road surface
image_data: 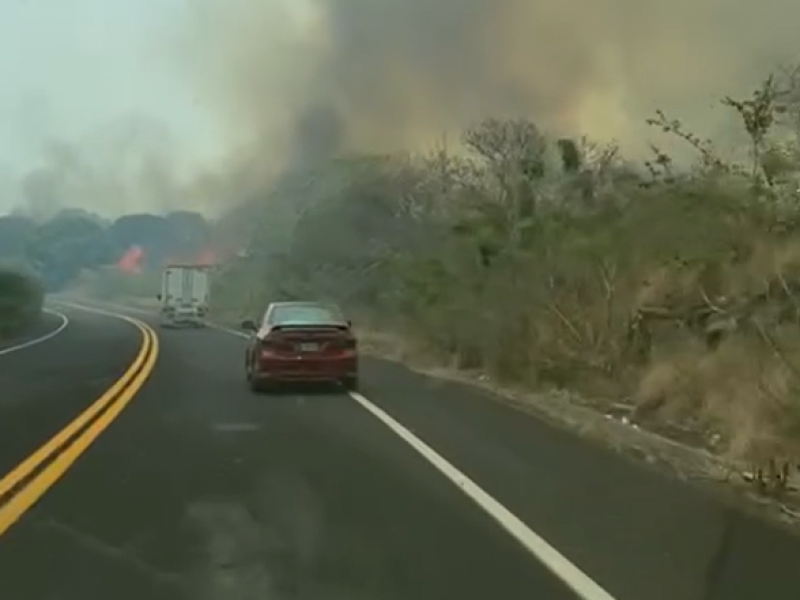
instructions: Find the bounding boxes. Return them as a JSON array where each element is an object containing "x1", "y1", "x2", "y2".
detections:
[
  {"x1": 0, "y1": 309, "x2": 67, "y2": 355},
  {"x1": 2, "y1": 301, "x2": 800, "y2": 600}
]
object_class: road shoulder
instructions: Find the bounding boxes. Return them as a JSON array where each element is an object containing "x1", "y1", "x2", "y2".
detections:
[
  {"x1": 59, "y1": 297, "x2": 800, "y2": 599},
  {"x1": 356, "y1": 355, "x2": 800, "y2": 600},
  {"x1": 0, "y1": 309, "x2": 67, "y2": 355}
]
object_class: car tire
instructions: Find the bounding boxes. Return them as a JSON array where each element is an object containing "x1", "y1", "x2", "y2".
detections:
[
  {"x1": 250, "y1": 378, "x2": 276, "y2": 394},
  {"x1": 247, "y1": 367, "x2": 263, "y2": 393},
  {"x1": 342, "y1": 376, "x2": 358, "y2": 392},
  {"x1": 247, "y1": 361, "x2": 271, "y2": 394}
]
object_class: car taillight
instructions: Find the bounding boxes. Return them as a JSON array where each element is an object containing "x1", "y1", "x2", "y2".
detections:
[
  {"x1": 259, "y1": 338, "x2": 277, "y2": 350},
  {"x1": 260, "y1": 335, "x2": 290, "y2": 352},
  {"x1": 335, "y1": 337, "x2": 357, "y2": 350}
]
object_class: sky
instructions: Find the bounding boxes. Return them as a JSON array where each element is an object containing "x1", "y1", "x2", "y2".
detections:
[
  {"x1": 2, "y1": 0, "x2": 800, "y2": 218},
  {"x1": 0, "y1": 0, "x2": 223, "y2": 215},
  {"x1": 172, "y1": 0, "x2": 800, "y2": 196}
]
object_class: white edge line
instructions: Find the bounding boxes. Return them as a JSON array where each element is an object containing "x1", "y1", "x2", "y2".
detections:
[
  {"x1": 55, "y1": 298, "x2": 154, "y2": 317},
  {"x1": 57, "y1": 299, "x2": 250, "y2": 340},
  {"x1": 347, "y1": 391, "x2": 617, "y2": 600},
  {"x1": 0, "y1": 308, "x2": 69, "y2": 356},
  {"x1": 51, "y1": 300, "x2": 150, "y2": 330},
  {"x1": 212, "y1": 324, "x2": 616, "y2": 600},
  {"x1": 207, "y1": 322, "x2": 249, "y2": 339}
]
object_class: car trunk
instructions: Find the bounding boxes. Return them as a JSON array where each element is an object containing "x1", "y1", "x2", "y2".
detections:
[
  {"x1": 256, "y1": 324, "x2": 355, "y2": 379},
  {"x1": 266, "y1": 325, "x2": 352, "y2": 356}
]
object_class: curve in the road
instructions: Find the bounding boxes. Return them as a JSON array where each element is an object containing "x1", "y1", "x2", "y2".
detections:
[
  {"x1": 0, "y1": 306, "x2": 159, "y2": 538},
  {"x1": 0, "y1": 309, "x2": 69, "y2": 356},
  {"x1": 8, "y1": 298, "x2": 800, "y2": 599}
]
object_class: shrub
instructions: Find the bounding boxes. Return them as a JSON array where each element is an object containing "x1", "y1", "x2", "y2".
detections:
[
  {"x1": 213, "y1": 70, "x2": 800, "y2": 492},
  {"x1": 0, "y1": 269, "x2": 44, "y2": 338}
]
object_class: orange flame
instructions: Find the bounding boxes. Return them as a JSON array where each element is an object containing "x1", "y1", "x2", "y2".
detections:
[
  {"x1": 116, "y1": 246, "x2": 143, "y2": 273},
  {"x1": 196, "y1": 249, "x2": 217, "y2": 266},
  {"x1": 162, "y1": 248, "x2": 218, "y2": 268}
]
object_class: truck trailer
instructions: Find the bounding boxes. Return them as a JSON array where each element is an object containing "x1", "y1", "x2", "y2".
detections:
[{"x1": 157, "y1": 264, "x2": 210, "y2": 328}]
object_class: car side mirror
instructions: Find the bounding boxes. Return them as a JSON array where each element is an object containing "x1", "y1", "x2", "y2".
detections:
[
  {"x1": 156, "y1": 294, "x2": 162, "y2": 301},
  {"x1": 241, "y1": 319, "x2": 257, "y2": 331}
]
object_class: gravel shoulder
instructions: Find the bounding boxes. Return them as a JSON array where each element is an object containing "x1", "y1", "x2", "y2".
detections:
[{"x1": 357, "y1": 329, "x2": 800, "y2": 535}]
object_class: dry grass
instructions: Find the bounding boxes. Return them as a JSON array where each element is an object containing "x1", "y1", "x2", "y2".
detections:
[{"x1": 357, "y1": 317, "x2": 800, "y2": 532}]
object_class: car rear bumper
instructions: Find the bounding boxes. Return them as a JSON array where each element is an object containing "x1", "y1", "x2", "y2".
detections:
[{"x1": 254, "y1": 354, "x2": 357, "y2": 382}]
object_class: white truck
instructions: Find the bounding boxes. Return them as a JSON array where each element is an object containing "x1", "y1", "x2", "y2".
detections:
[{"x1": 157, "y1": 264, "x2": 210, "y2": 328}]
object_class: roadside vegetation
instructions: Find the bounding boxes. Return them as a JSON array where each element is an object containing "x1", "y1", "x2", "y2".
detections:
[
  {"x1": 213, "y1": 67, "x2": 800, "y2": 499},
  {"x1": 0, "y1": 210, "x2": 211, "y2": 293},
  {"x1": 68, "y1": 266, "x2": 161, "y2": 303},
  {"x1": 0, "y1": 268, "x2": 44, "y2": 339}
]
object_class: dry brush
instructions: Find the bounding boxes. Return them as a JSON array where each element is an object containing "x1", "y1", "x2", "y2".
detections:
[{"x1": 214, "y1": 71, "x2": 800, "y2": 497}]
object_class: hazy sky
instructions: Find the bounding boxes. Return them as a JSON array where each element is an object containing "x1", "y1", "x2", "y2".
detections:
[
  {"x1": 0, "y1": 0, "x2": 222, "y2": 213},
  {"x1": 3, "y1": 0, "x2": 800, "y2": 217}
]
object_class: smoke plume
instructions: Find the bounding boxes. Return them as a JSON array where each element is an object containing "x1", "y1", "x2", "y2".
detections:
[
  {"x1": 14, "y1": 114, "x2": 187, "y2": 218},
  {"x1": 173, "y1": 0, "x2": 800, "y2": 167}
]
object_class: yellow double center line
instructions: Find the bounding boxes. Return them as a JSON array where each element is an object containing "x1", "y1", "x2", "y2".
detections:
[{"x1": 0, "y1": 314, "x2": 158, "y2": 537}]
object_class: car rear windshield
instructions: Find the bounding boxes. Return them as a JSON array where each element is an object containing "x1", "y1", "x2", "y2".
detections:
[{"x1": 271, "y1": 304, "x2": 344, "y2": 326}]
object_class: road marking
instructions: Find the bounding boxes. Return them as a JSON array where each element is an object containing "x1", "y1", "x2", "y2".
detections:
[
  {"x1": 206, "y1": 321, "x2": 249, "y2": 338},
  {"x1": 349, "y1": 391, "x2": 617, "y2": 600},
  {"x1": 0, "y1": 321, "x2": 151, "y2": 502},
  {"x1": 57, "y1": 297, "x2": 251, "y2": 341},
  {"x1": 209, "y1": 322, "x2": 616, "y2": 598},
  {"x1": 0, "y1": 309, "x2": 69, "y2": 356},
  {"x1": 56, "y1": 299, "x2": 250, "y2": 341},
  {"x1": 0, "y1": 310, "x2": 158, "y2": 538},
  {"x1": 213, "y1": 423, "x2": 261, "y2": 433},
  {"x1": 51, "y1": 296, "x2": 154, "y2": 317}
]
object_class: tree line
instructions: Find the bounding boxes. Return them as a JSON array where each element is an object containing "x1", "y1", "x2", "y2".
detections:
[{"x1": 0, "y1": 209, "x2": 212, "y2": 291}]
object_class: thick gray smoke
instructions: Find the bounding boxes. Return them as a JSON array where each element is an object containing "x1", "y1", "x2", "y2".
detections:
[
  {"x1": 13, "y1": 0, "x2": 800, "y2": 217},
  {"x1": 13, "y1": 115, "x2": 186, "y2": 218},
  {"x1": 173, "y1": 0, "x2": 800, "y2": 168}
]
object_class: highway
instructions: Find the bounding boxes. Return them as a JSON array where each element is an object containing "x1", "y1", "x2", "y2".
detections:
[{"x1": 2, "y1": 302, "x2": 800, "y2": 600}]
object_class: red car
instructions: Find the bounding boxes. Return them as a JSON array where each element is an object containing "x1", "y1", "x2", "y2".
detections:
[{"x1": 242, "y1": 301, "x2": 359, "y2": 393}]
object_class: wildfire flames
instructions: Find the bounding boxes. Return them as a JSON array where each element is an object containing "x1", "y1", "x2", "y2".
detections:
[
  {"x1": 195, "y1": 249, "x2": 218, "y2": 266},
  {"x1": 163, "y1": 249, "x2": 218, "y2": 267},
  {"x1": 116, "y1": 246, "x2": 219, "y2": 274},
  {"x1": 116, "y1": 246, "x2": 143, "y2": 274}
]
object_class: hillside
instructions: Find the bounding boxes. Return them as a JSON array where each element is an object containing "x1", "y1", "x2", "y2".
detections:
[
  {"x1": 211, "y1": 72, "x2": 800, "y2": 502},
  {"x1": 9, "y1": 71, "x2": 800, "y2": 508}
]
